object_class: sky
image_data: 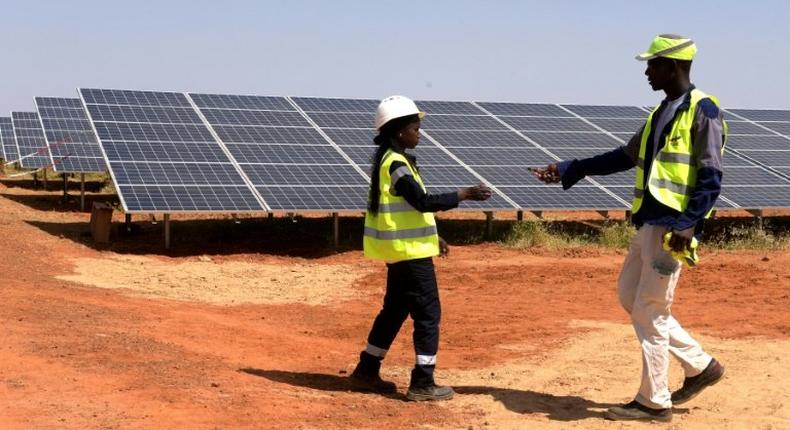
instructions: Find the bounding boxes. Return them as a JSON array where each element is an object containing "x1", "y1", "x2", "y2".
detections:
[{"x1": 1, "y1": 0, "x2": 789, "y2": 113}]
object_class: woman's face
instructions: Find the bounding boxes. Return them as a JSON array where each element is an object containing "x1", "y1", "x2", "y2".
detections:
[{"x1": 396, "y1": 119, "x2": 421, "y2": 149}]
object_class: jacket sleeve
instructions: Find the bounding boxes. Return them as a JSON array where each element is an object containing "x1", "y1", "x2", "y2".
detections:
[
  {"x1": 556, "y1": 129, "x2": 641, "y2": 189},
  {"x1": 671, "y1": 99, "x2": 725, "y2": 231},
  {"x1": 390, "y1": 161, "x2": 460, "y2": 212}
]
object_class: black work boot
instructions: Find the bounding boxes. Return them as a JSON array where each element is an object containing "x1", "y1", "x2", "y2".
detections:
[
  {"x1": 604, "y1": 400, "x2": 672, "y2": 422},
  {"x1": 348, "y1": 352, "x2": 397, "y2": 393},
  {"x1": 406, "y1": 365, "x2": 454, "y2": 401},
  {"x1": 671, "y1": 358, "x2": 725, "y2": 405},
  {"x1": 406, "y1": 383, "x2": 454, "y2": 401}
]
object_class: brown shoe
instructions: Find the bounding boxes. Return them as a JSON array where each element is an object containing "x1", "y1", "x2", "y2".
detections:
[
  {"x1": 604, "y1": 400, "x2": 672, "y2": 422},
  {"x1": 671, "y1": 358, "x2": 725, "y2": 405}
]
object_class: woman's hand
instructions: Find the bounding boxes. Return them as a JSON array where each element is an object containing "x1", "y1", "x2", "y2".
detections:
[
  {"x1": 458, "y1": 184, "x2": 492, "y2": 201},
  {"x1": 530, "y1": 164, "x2": 561, "y2": 183},
  {"x1": 438, "y1": 236, "x2": 449, "y2": 257}
]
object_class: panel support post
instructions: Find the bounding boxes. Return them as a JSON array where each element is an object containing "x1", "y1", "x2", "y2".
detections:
[
  {"x1": 531, "y1": 211, "x2": 543, "y2": 219},
  {"x1": 164, "y1": 214, "x2": 171, "y2": 249},
  {"x1": 516, "y1": 210, "x2": 523, "y2": 222},
  {"x1": 596, "y1": 210, "x2": 610, "y2": 219},
  {"x1": 42, "y1": 168, "x2": 48, "y2": 189},
  {"x1": 332, "y1": 212, "x2": 339, "y2": 248},
  {"x1": 80, "y1": 173, "x2": 86, "y2": 211},
  {"x1": 32, "y1": 172, "x2": 38, "y2": 189},
  {"x1": 62, "y1": 173, "x2": 69, "y2": 203},
  {"x1": 747, "y1": 209, "x2": 764, "y2": 229},
  {"x1": 484, "y1": 211, "x2": 494, "y2": 240},
  {"x1": 125, "y1": 213, "x2": 132, "y2": 232},
  {"x1": 268, "y1": 212, "x2": 274, "y2": 220}
]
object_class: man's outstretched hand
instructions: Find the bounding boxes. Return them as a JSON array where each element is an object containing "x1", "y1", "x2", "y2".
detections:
[{"x1": 530, "y1": 164, "x2": 561, "y2": 184}]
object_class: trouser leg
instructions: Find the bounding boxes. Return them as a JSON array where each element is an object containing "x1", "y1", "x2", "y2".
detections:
[
  {"x1": 630, "y1": 225, "x2": 681, "y2": 409},
  {"x1": 360, "y1": 262, "x2": 410, "y2": 369},
  {"x1": 667, "y1": 314, "x2": 712, "y2": 377},
  {"x1": 403, "y1": 258, "x2": 441, "y2": 388},
  {"x1": 618, "y1": 228, "x2": 644, "y2": 314}
]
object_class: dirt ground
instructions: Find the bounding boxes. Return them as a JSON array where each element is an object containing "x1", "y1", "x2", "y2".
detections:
[{"x1": 1, "y1": 181, "x2": 788, "y2": 430}]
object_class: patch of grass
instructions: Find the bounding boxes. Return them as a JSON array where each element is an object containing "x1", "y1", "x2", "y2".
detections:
[
  {"x1": 709, "y1": 222, "x2": 790, "y2": 251},
  {"x1": 500, "y1": 220, "x2": 591, "y2": 250},
  {"x1": 598, "y1": 221, "x2": 636, "y2": 249}
]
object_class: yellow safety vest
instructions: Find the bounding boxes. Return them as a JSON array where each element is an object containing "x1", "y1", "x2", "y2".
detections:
[
  {"x1": 632, "y1": 88, "x2": 727, "y2": 216},
  {"x1": 363, "y1": 149, "x2": 440, "y2": 262}
]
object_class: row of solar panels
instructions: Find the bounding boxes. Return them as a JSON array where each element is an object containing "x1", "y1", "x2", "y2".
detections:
[{"x1": 1, "y1": 88, "x2": 789, "y2": 212}]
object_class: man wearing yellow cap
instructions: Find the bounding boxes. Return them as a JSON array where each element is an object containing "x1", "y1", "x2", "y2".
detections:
[{"x1": 533, "y1": 34, "x2": 727, "y2": 422}]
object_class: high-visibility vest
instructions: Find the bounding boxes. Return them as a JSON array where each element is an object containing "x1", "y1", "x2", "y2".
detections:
[
  {"x1": 363, "y1": 149, "x2": 440, "y2": 262},
  {"x1": 632, "y1": 88, "x2": 727, "y2": 216}
]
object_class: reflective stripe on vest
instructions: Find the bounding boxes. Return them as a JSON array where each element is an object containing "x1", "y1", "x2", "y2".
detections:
[
  {"x1": 632, "y1": 88, "x2": 727, "y2": 217},
  {"x1": 363, "y1": 149, "x2": 440, "y2": 262}
]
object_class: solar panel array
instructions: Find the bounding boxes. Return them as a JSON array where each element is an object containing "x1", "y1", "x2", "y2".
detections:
[
  {"x1": 12, "y1": 111, "x2": 51, "y2": 169},
  {"x1": 0, "y1": 117, "x2": 18, "y2": 162},
  {"x1": 78, "y1": 88, "x2": 264, "y2": 212},
  {"x1": 190, "y1": 94, "x2": 370, "y2": 210},
  {"x1": 34, "y1": 97, "x2": 106, "y2": 173},
  {"x1": 717, "y1": 108, "x2": 790, "y2": 208},
  {"x1": 14, "y1": 88, "x2": 777, "y2": 213}
]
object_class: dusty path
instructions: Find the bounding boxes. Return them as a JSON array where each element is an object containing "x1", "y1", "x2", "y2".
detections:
[{"x1": 1, "y1": 184, "x2": 788, "y2": 429}]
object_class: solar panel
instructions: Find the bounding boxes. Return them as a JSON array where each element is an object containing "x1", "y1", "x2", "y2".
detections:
[
  {"x1": 726, "y1": 109, "x2": 790, "y2": 122},
  {"x1": 732, "y1": 150, "x2": 790, "y2": 167},
  {"x1": 498, "y1": 116, "x2": 598, "y2": 132},
  {"x1": 0, "y1": 117, "x2": 19, "y2": 162},
  {"x1": 726, "y1": 135, "x2": 790, "y2": 150},
  {"x1": 12, "y1": 112, "x2": 51, "y2": 168},
  {"x1": 35, "y1": 97, "x2": 106, "y2": 173},
  {"x1": 522, "y1": 131, "x2": 624, "y2": 148},
  {"x1": 726, "y1": 120, "x2": 775, "y2": 135},
  {"x1": 192, "y1": 93, "x2": 370, "y2": 211},
  {"x1": 756, "y1": 122, "x2": 790, "y2": 135},
  {"x1": 562, "y1": 104, "x2": 648, "y2": 119},
  {"x1": 475, "y1": 102, "x2": 569, "y2": 117},
  {"x1": 80, "y1": 88, "x2": 263, "y2": 213},
  {"x1": 495, "y1": 185, "x2": 625, "y2": 210}
]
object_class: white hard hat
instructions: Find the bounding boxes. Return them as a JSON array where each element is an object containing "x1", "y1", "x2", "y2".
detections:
[{"x1": 374, "y1": 95, "x2": 425, "y2": 130}]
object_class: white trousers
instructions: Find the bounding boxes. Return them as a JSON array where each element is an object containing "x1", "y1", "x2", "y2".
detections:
[{"x1": 618, "y1": 224, "x2": 712, "y2": 409}]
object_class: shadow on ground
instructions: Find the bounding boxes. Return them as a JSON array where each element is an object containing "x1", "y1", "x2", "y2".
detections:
[
  {"x1": 454, "y1": 385, "x2": 616, "y2": 421},
  {"x1": 238, "y1": 368, "x2": 404, "y2": 400},
  {"x1": 239, "y1": 368, "x2": 619, "y2": 421},
  {"x1": 2, "y1": 192, "x2": 118, "y2": 213}
]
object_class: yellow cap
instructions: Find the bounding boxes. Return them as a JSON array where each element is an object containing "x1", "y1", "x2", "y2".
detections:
[{"x1": 636, "y1": 34, "x2": 697, "y2": 61}]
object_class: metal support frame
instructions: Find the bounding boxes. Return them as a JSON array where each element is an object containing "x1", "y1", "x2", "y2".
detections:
[
  {"x1": 516, "y1": 210, "x2": 523, "y2": 221},
  {"x1": 596, "y1": 210, "x2": 610, "y2": 219},
  {"x1": 746, "y1": 209, "x2": 765, "y2": 229},
  {"x1": 42, "y1": 168, "x2": 47, "y2": 189},
  {"x1": 149, "y1": 214, "x2": 157, "y2": 224},
  {"x1": 125, "y1": 213, "x2": 132, "y2": 232},
  {"x1": 531, "y1": 210, "x2": 544, "y2": 219},
  {"x1": 80, "y1": 173, "x2": 85, "y2": 211},
  {"x1": 268, "y1": 212, "x2": 274, "y2": 220},
  {"x1": 32, "y1": 172, "x2": 38, "y2": 189},
  {"x1": 332, "y1": 212, "x2": 340, "y2": 248},
  {"x1": 62, "y1": 173, "x2": 69, "y2": 203},
  {"x1": 484, "y1": 211, "x2": 494, "y2": 239},
  {"x1": 231, "y1": 213, "x2": 241, "y2": 224},
  {"x1": 164, "y1": 214, "x2": 171, "y2": 249}
]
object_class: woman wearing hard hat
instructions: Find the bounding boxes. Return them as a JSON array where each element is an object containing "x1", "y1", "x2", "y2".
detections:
[{"x1": 349, "y1": 95, "x2": 492, "y2": 401}]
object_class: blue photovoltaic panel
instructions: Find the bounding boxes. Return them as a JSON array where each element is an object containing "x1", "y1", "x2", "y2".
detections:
[
  {"x1": 562, "y1": 104, "x2": 648, "y2": 119},
  {"x1": 422, "y1": 114, "x2": 509, "y2": 131},
  {"x1": 293, "y1": 97, "x2": 517, "y2": 210},
  {"x1": 497, "y1": 116, "x2": 597, "y2": 132},
  {"x1": 423, "y1": 130, "x2": 535, "y2": 148},
  {"x1": 12, "y1": 111, "x2": 51, "y2": 168},
  {"x1": 0, "y1": 117, "x2": 19, "y2": 162},
  {"x1": 726, "y1": 120, "x2": 775, "y2": 135},
  {"x1": 726, "y1": 109, "x2": 790, "y2": 122},
  {"x1": 35, "y1": 97, "x2": 106, "y2": 173},
  {"x1": 757, "y1": 122, "x2": 790, "y2": 135},
  {"x1": 587, "y1": 118, "x2": 645, "y2": 133},
  {"x1": 192, "y1": 92, "x2": 370, "y2": 210},
  {"x1": 496, "y1": 185, "x2": 625, "y2": 210},
  {"x1": 291, "y1": 96, "x2": 378, "y2": 113},
  {"x1": 415, "y1": 100, "x2": 484, "y2": 115},
  {"x1": 726, "y1": 135, "x2": 790, "y2": 150},
  {"x1": 475, "y1": 102, "x2": 569, "y2": 117},
  {"x1": 732, "y1": 150, "x2": 790, "y2": 167},
  {"x1": 720, "y1": 185, "x2": 790, "y2": 209},
  {"x1": 522, "y1": 131, "x2": 624, "y2": 148},
  {"x1": 80, "y1": 88, "x2": 263, "y2": 212}
]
